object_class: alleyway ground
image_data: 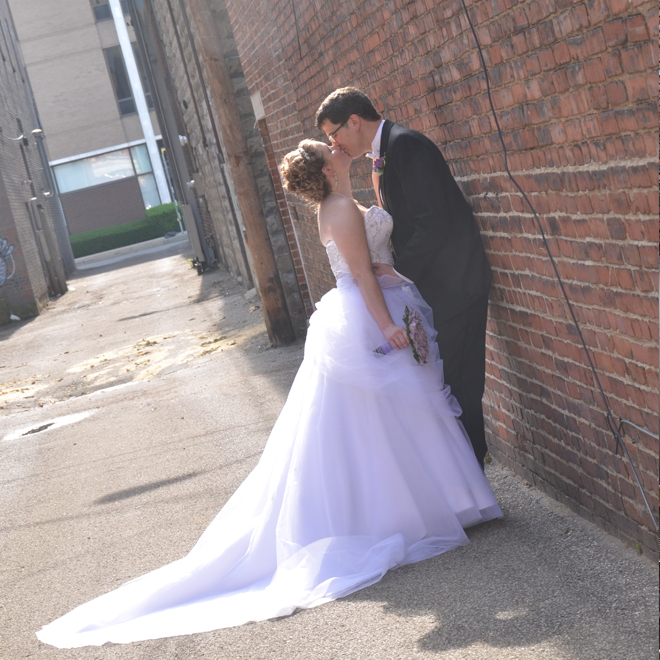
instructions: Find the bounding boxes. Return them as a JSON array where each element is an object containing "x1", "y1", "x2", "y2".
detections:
[{"x1": 0, "y1": 242, "x2": 654, "y2": 660}]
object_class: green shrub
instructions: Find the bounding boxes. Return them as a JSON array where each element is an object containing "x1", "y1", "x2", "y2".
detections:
[{"x1": 70, "y1": 203, "x2": 182, "y2": 258}]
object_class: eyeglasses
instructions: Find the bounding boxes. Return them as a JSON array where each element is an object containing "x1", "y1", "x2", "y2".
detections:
[{"x1": 327, "y1": 121, "x2": 347, "y2": 142}]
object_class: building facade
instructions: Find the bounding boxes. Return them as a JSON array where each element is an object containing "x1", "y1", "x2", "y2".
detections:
[
  {"x1": 8, "y1": 0, "x2": 168, "y2": 235},
  {"x1": 0, "y1": 0, "x2": 72, "y2": 323}
]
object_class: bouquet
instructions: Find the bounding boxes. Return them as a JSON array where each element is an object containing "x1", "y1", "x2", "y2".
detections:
[{"x1": 375, "y1": 306, "x2": 429, "y2": 365}]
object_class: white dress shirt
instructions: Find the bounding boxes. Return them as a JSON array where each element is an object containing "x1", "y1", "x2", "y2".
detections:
[
  {"x1": 369, "y1": 119, "x2": 385, "y2": 158},
  {"x1": 368, "y1": 119, "x2": 413, "y2": 284}
]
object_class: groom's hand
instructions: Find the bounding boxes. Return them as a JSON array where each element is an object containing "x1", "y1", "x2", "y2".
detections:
[{"x1": 372, "y1": 263, "x2": 396, "y2": 278}]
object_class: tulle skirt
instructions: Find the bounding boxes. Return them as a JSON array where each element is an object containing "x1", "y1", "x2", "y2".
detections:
[{"x1": 37, "y1": 275, "x2": 502, "y2": 648}]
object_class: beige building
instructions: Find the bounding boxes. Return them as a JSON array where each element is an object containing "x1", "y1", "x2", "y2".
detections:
[{"x1": 8, "y1": 0, "x2": 168, "y2": 234}]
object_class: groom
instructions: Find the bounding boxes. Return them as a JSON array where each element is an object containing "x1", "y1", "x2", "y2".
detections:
[{"x1": 316, "y1": 87, "x2": 492, "y2": 468}]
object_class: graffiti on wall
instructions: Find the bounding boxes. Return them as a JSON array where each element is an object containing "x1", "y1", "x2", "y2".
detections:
[{"x1": 0, "y1": 237, "x2": 16, "y2": 286}]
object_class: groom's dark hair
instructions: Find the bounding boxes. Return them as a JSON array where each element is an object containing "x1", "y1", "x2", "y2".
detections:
[{"x1": 316, "y1": 87, "x2": 381, "y2": 128}]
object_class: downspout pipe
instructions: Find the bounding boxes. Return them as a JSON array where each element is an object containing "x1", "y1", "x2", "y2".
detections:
[{"x1": 108, "y1": 0, "x2": 171, "y2": 205}]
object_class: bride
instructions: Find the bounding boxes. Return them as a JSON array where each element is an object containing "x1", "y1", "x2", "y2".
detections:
[{"x1": 36, "y1": 140, "x2": 502, "y2": 648}]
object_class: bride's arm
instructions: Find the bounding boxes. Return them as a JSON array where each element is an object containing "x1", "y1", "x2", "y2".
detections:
[
  {"x1": 320, "y1": 197, "x2": 408, "y2": 350},
  {"x1": 371, "y1": 171, "x2": 382, "y2": 208}
]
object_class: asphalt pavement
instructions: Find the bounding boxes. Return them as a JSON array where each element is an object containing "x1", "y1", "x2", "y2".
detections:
[{"x1": 0, "y1": 240, "x2": 655, "y2": 659}]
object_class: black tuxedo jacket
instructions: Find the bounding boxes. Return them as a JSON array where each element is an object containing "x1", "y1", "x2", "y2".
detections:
[{"x1": 379, "y1": 120, "x2": 492, "y2": 324}]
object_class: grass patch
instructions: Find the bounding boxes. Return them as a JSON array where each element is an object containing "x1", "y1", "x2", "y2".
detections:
[{"x1": 70, "y1": 203, "x2": 182, "y2": 258}]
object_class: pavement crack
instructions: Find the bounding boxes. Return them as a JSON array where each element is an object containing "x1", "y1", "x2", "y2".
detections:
[{"x1": 21, "y1": 423, "x2": 54, "y2": 436}]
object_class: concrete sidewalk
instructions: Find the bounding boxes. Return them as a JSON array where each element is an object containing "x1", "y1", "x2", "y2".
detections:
[{"x1": 0, "y1": 242, "x2": 655, "y2": 659}]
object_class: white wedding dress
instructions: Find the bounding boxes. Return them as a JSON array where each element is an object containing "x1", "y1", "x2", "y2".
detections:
[{"x1": 37, "y1": 206, "x2": 502, "y2": 648}]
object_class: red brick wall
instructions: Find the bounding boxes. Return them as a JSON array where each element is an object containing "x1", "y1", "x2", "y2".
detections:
[{"x1": 226, "y1": 0, "x2": 659, "y2": 552}]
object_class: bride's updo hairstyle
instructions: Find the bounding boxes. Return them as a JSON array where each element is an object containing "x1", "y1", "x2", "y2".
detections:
[{"x1": 280, "y1": 140, "x2": 331, "y2": 204}]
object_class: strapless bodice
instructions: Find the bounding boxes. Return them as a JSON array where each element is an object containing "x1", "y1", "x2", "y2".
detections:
[{"x1": 325, "y1": 206, "x2": 394, "y2": 279}]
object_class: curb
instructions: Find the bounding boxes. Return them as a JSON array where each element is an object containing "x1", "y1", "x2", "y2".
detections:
[{"x1": 74, "y1": 232, "x2": 190, "y2": 270}]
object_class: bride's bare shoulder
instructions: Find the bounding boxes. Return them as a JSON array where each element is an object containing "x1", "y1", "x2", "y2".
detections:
[
  {"x1": 321, "y1": 193, "x2": 353, "y2": 209},
  {"x1": 318, "y1": 194, "x2": 365, "y2": 244},
  {"x1": 321, "y1": 195, "x2": 362, "y2": 220}
]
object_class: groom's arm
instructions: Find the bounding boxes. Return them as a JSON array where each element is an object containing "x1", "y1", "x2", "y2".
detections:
[{"x1": 391, "y1": 133, "x2": 454, "y2": 283}]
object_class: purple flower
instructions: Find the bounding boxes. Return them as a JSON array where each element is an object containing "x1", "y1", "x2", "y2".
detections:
[
  {"x1": 405, "y1": 307, "x2": 429, "y2": 365},
  {"x1": 372, "y1": 155, "x2": 386, "y2": 176},
  {"x1": 375, "y1": 306, "x2": 429, "y2": 365}
]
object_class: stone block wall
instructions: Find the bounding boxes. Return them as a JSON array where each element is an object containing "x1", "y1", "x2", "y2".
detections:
[
  {"x1": 148, "y1": 0, "x2": 307, "y2": 336},
  {"x1": 225, "y1": 0, "x2": 659, "y2": 551}
]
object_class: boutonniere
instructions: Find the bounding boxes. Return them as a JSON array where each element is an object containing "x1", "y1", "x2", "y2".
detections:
[{"x1": 372, "y1": 155, "x2": 385, "y2": 176}]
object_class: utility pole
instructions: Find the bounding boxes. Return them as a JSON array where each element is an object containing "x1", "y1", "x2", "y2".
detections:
[{"x1": 184, "y1": 0, "x2": 295, "y2": 346}]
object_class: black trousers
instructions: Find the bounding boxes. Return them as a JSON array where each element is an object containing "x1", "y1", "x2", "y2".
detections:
[{"x1": 433, "y1": 294, "x2": 489, "y2": 467}]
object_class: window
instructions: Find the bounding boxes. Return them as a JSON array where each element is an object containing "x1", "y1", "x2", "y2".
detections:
[
  {"x1": 132, "y1": 44, "x2": 154, "y2": 110},
  {"x1": 104, "y1": 44, "x2": 154, "y2": 116},
  {"x1": 130, "y1": 144, "x2": 151, "y2": 174},
  {"x1": 104, "y1": 46, "x2": 135, "y2": 115},
  {"x1": 90, "y1": 0, "x2": 128, "y2": 22},
  {"x1": 53, "y1": 149, "x2": 134, "y2": 193},
  {"x1": 53, "y1": 145, "x2": 161, "y2": 209},
  {"x1": 137, "y1": 172, "x2": 160, "y2": 209},
  {"x1": 130, "y1": 144, "x2": 160, "y2": 208}
]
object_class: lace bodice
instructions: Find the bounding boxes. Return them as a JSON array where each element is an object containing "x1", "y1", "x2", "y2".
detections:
[{"x1": 325, "y1": 206, "x2": 395, "y2": 279}]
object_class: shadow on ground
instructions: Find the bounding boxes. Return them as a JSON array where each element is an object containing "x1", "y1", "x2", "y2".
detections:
[{"x1": 343, "y1": 468, "x2": 653, "y2": 660}]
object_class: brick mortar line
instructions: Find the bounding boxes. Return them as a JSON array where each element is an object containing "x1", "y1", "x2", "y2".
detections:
[
  {"x1": 487, "y1": 414, "x2": 658, "y2": 487},
  {"x1": 486, "y1": 347, "x2": 659, "y2": 409},
  {"x1": 491, "y1": 453, "x2": 658, "y2": 541},
  {"x1": 467, "y1": 189, "x2": 657, "y2": 199},
  {"x1": 462, "y1": 178, "x2": 658, "y2": 190},
  {"x1": 487, "y1": 346, "x2": 660, "y2": 399},
  {"x1": 329, "y1": 3, "x2": 657, "y2": 81},
  {"x1": 485, "y1": 228, "x2": 658, "y2": 238},
  {"x1": 23, "y1": 45, "x2": 112, "y2": 67},
  {"x1": 493, "y1": 298, "x2": 659, "y2": 327},
  {"x1": 491, "y1": 286, "x2": 659, "y2": 304},
  {"x1": 472, "y1": 194, "x2": 657, "y2": 204},
  {"x1": 491, "y1": 268, "x2": 659, "y2": 289},
  {"x1": 437, "y1": 62, "x2": 657, "y2": 92},
  {"x1": 459, "y1": 156, "x2": 657, "y2": 178},
  {"x1": 486, "y1": 247, "x2": 657, "y2": 261},
  {"x1": 487, "y1": 248, "x2": 658, "y2": 264},
  {"x1": 488, "y1": 342, "x2": 660, "y2": 391},
  {"x1": 14, "y1": 23, "x2": 100, "y2": 44},
  {"x1": 354, "y1": 0, "x2": 655, "y2": 46},
  {"x1": 487, "y1": 333, "x2": 659, "y2": 383},
  {"x1": 454, "y1": 170, "x2": 658, "y2": 188},
  {"x1": 488, "y1": 427, "x2": 657, "y2": 513},
  {"x1": 291, "y1": 34, "x2": 656, "y2": 112},
  {"x1": 487, "y1": 407, "x2": 657, "y2": 486},
  {"x1": 421, "y1": 98, "x2": 657, "y2": 137},
  {"x1": 431, "y1": 116, "x2": 657, "y2": 147},
  {"x1": 489, "y1": 318, "x2": 660, "y2": 356},
  {"x1": 491, "y1": 441, "x2": 657, "y2": 514},
  {"x1": 491, "y1": 302, "x2": 658, "y2": 338},
  {"x1": 483, "y1": 227, "x2": 658, "y2": 243},
  {"x1": 490, "y1": 297, "x2": 659, "y2": 331},
  {"x1": 485, "y1": 369, "x2": 659, "y2": 447},
  {"x1": 490, "y1": 277, "x2": 659, "y2": 302}
]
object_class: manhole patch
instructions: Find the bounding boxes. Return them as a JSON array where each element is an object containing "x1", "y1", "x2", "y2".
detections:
[{"x1": 3, "y1": 410, "x2": 98, "y2": 442}]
